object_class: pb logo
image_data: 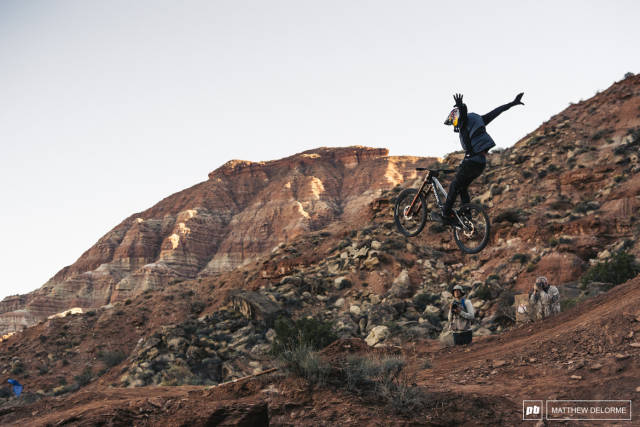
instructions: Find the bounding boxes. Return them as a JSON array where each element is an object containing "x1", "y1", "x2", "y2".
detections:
[
  {"x1": 526, "y1": 406, "x2": 540, "y2": 416},
  {"x1": 523, "y1": 400, "x2": 543, "y2": 420}
]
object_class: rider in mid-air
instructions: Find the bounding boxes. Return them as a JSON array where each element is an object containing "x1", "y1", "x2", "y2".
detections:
[{"x1": 438, "y1": 92, "x2": 525, "y2": 225}]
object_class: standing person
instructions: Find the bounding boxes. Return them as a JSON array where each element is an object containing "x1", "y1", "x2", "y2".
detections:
[
  {"x1": 440, "y1": 92, "x2": 525, "y2": 225},
  {"x1": 529, "y1": 277, "x2": 551, "y2": 320},
  {"x1": 448, "y1": 285, "x2": 475, "y2": 345},
  {"x1": 538, "y1": 276, "x2": 561, "y2": 315}
]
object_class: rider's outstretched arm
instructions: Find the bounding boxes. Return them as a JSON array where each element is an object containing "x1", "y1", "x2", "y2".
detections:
[
  {"x1": 481, "y1": 92, "x2": 524, "y2": 125},
  {"x1": 454, "y1": 93, "x2": 468, "y2": 128}
]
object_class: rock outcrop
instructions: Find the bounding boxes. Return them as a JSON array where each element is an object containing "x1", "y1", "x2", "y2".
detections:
[{"x1": 0, "y1": 147, "x2": 430, "y2": 333}]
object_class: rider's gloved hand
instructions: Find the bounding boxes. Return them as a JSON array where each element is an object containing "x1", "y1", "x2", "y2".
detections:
[
  {"x1": 512, "y1": 92, "x2": 524, "y2": 106},
  {"x1": 453, "y1": 93, "x2": 464, "y2": 107}
]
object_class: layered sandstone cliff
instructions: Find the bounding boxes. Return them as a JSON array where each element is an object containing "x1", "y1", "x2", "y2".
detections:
[{"x1": 0, "y1": 147, "x2": 431, "y2": 332}]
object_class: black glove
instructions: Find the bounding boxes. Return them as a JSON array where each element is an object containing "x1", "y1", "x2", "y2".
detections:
[
  {"x1": 513, "y1": 92, "x2": 524, "y2": 106},
  {"x1": 453, "y1": 93, "x2": 464, "y2": 107}
]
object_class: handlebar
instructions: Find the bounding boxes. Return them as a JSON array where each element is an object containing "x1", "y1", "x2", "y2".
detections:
[{"x1": 415, "y1": 168, "x2": 456, "y2": 174}]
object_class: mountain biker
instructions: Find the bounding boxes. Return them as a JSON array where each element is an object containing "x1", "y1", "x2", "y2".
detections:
[{"x1": 439, "y1": 92, "x2": 524, "y2": 225}]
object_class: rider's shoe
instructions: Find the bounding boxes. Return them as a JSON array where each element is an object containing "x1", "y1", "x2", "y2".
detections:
[{"x1": 434, "y1": 210, "x2": 459, "y2": 226}]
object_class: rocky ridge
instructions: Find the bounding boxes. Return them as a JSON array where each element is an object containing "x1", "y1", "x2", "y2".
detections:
[{"x1": 0, "y1": 147, "x2": 432, "y2": 333}]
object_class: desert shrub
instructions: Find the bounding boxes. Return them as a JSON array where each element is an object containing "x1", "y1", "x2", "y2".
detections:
[
  {"x1": 74, "y1": 367, "x2": 93, "y2": 387},
  {"x1": 341, "y1": 355, "x2": 424, "y2": 415},
  {"x1": 413, "y1": 293, "x2": 435, "y2": 312},
  {"x1": 271, "y1": 317, "x2": 337, "y2": 356},
  {"x1": 511, "y1": 253, "x2": 530, "y2": 264},
  {"x1": 161, "y1": 363, "x2": 198, "y2": 386},
  {"x1": 494, "y1": 290, "x2": 516, "y2": 325},
  {"x1": 54, "y1": 383, "x2": 80, "y2": 396},
  {"x1": 38, "y1": 365, "x2": 49, "y2": 375},
  {"x1": 614, "y1": 127, "x2": 640, "y2": 155},
  {"x1": 190, "y1": 301, "x2": 206, "y2": 315},
  {"x1": 474, "y1": 285, "x2": 492, "y2": 301},
  {"x1": 278, "y1": 342, "x2": 330, "y2": 386},
  {"x1": 494, "y1": 209, "x2": 526, "y2": 224},
  {"x1": 10, "y1": 361, "x2": 24, "y2": 375},
  {"x1": 561, "y1": 297, "x2": 580, "y2": 312},
  {"x1": 98, "y1": 350, "x2": 126, "y2": 368},
  {"x1": 591, "y1": 128, "x2": 614, "y2": 141},
  {"x1": 0, "y1": 387, "x2": 12, "y2": 398},
  {"x1": 581, "y1": 251, "x2": 640, "y2": 287},
  {"x1": 573, "y1": 201, "x2": 599, "y2": 214},
  {"x1": 486, "y1": 274, "x2": 500, "y2": 283}
]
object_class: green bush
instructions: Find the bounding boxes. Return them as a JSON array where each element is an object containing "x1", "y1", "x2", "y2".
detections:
[
  {"x1": 271, "y1": 317, "x2": 337, "y2": 356},
  {"x1": 581, "y1": 251, "x2": 640, "y2": 287}
]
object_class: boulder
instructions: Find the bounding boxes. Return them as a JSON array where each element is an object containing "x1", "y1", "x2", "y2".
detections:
[
  {"x1": 334, "y1": 276, "x2": 352, "y2": 290},
  {"x1": 226, "y1": 290, "x2": 282, "y2": 325},
  {"x1": 388, "y1": 269, "x2": 413, "y2": 299},
  {"x1": 438, "y1": 330, "x2": 454, "y2": 346},
  {"x1": 349, "y1": 305, "x2": 362, "y2": 316},
  {"x1": 365, "y1": 325, "x2": 390, "y2": 346},
  {"x1": 423, "y1": 305, "x2": 441, "y2": 316},
  {"x1": 474, "y1": 327, "x2": 492, "y2": 336}
]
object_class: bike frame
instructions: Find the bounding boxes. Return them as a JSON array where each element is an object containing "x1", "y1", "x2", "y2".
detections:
[{"x1": 408, "y1": 171, "x2": 448, "y2": 214}]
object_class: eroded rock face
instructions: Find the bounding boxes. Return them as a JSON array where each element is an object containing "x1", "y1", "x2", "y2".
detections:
[{"x1": 1, "y1": 147, "x2": 430, "y2": 333}]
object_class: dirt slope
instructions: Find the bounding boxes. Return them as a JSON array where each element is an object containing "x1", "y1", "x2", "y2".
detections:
[{"x1": 2, "y1": 275, "x2": 639, "y2": 426}]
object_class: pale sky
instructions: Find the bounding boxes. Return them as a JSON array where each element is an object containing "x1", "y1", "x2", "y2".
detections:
[{"x1": 1, "y1": 0, "x2": 639, "y2": 300}]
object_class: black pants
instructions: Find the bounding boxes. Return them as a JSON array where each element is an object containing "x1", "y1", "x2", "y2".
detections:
[
  {"x1": 443, "y1": 160, "x2": 486, "y2": 214},
  {"x1": 453, "y1": 330, "x2": 473, "y2": 345}
]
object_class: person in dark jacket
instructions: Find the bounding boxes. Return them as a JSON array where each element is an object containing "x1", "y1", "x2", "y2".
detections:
[{"x1": 439, "y1": 92, "x2": 524, "y2": 225}]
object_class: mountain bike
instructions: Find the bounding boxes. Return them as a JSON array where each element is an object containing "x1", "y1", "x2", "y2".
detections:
[{"x1": 393, "y1": 168, "x2": 491, "y2": 254}]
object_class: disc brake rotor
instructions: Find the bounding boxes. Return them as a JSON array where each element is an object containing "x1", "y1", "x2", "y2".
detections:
[
  {"x1": 403, "y1": 206, "x2": 413, "y2": 220},
  {"x1": 462, "y1": 220, "x2": 475, "y2": 238}
]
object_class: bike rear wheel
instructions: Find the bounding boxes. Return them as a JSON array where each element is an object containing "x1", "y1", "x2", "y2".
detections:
[
  {"x1": 453, "y1": 203, "x2": 490, "y2": 254},
  {"x1": 394, "y1": 188, "x2": 428, "y2": 237}
]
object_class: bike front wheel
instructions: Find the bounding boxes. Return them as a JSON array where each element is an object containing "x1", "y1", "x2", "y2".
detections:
[
  {"x1": 394, "y1": 188, "x2": 428, "y2": 237},
  {"x1": 453, "y1": 203, "x2": 491, "y2": 254}
]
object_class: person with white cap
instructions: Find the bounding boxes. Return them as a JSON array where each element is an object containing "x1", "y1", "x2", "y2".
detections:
[{"x1": 448, "y1": 284, "x2": 475, "y2": 345}]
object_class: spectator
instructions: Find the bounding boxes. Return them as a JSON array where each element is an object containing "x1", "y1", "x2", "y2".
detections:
[{"x1": 448, "y1": 285, "x2": 475, "y2": 345}]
